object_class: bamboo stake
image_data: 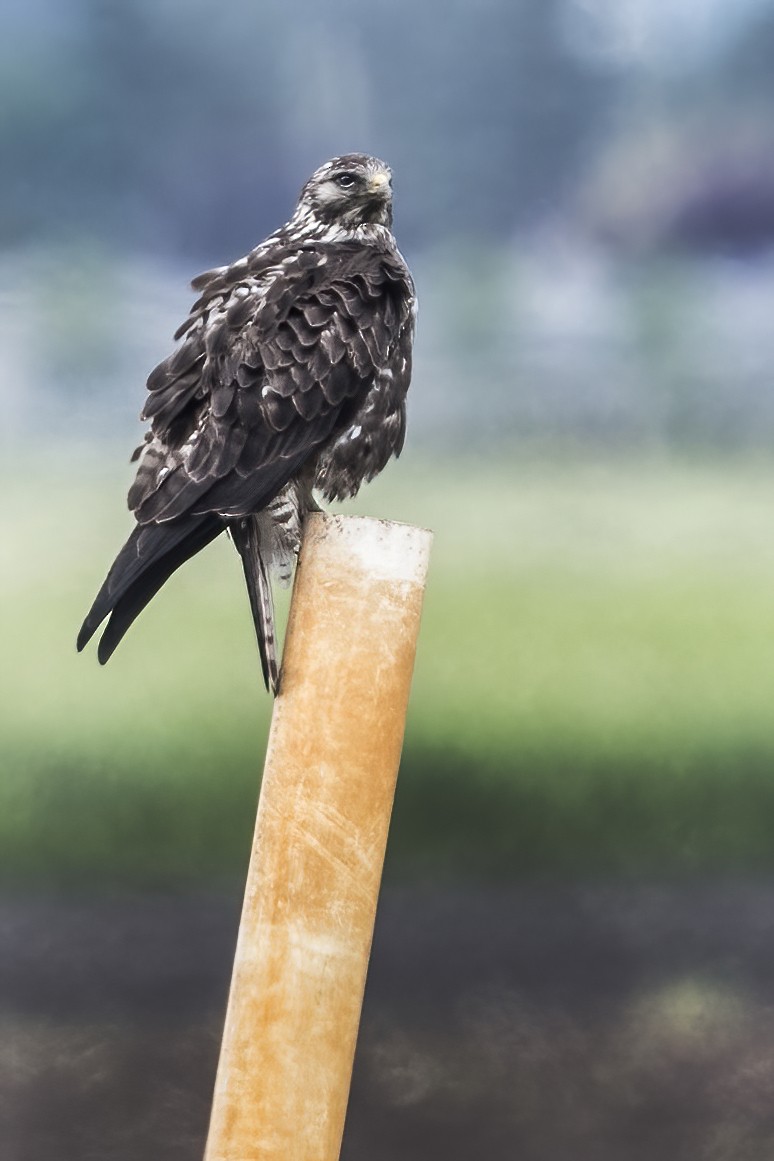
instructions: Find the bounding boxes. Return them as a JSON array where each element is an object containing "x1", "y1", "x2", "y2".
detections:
[{"x1": 204, "y1": 513, "x2": 432, "y2": 1161}]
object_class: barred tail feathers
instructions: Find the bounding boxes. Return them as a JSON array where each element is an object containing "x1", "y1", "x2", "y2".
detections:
[{"x1": 231, "y1": 517, "x2": 280, "y2": 695}]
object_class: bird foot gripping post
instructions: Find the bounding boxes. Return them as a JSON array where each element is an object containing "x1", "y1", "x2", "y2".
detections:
[{"x1": 204, "y1": 513, "x2": 432, "y2": 1161}]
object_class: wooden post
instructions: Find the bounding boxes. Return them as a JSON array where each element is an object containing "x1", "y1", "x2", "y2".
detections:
[{"x1": 204, "y1": 513, "x2": 432, "y2": 1161}]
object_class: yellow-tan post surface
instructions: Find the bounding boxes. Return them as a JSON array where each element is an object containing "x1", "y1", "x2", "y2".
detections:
[{"x1": 204, "y1": 513, "x2": 432, "y2": 1161}]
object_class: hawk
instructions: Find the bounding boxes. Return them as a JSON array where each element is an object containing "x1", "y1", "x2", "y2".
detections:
[{"x1": 77, "y1": 154, "x2": 416, "y2": 693}]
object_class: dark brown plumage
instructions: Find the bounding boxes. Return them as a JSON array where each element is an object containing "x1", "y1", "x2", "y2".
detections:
[{"x1": 77, "y1": 154, "x2": 416, "y2": 691}]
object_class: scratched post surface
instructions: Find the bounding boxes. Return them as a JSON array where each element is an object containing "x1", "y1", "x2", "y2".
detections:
[{"x1": 204, "y1": 513, "x2": 432, "y2": 1161}]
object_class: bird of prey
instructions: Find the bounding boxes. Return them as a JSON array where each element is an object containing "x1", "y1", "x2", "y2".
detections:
[{"x1": 77, "y1": 153, "x2": 416, "y2": 693}]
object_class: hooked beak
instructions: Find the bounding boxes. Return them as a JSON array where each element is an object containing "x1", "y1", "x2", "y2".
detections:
[{"x1": 366, "y1": 171, "x2": 391, "y2": 196}]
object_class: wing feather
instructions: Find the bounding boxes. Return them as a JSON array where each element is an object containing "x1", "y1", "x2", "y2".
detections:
[{"x1": 130, "y1": 242, "x2": 413, "y2": 526}]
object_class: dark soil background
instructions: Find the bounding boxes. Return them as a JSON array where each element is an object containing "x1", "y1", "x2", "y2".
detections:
[{"x1": 3, "y1": 883, "x2": 774, "y2": 1160}]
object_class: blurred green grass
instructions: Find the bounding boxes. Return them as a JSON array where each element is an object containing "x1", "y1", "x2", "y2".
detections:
[{"x1": 4, "y1": 453, "x2": 774, "y2": 883}]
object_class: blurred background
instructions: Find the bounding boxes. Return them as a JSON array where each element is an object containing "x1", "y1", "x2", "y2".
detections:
[{"x1": 5, "y1": 1, "x2": 774, "y2": 1157}]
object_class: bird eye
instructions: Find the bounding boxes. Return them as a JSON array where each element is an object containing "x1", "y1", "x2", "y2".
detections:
[{"x1": 335, "y1": 172, "x2": 358, "y2": 189}]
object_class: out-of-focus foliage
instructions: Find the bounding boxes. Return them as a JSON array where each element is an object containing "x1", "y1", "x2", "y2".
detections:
[
  {"x1": 4, "y1": 459, "x2": 774, "y2": 884},
  {"x1": 5, "y1": 1, "x2": 774, "y2": 885}
]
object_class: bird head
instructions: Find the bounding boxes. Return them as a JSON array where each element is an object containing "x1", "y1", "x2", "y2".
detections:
[{"x1": 296, "y1": 154, "x2": 394, "y2": 229}]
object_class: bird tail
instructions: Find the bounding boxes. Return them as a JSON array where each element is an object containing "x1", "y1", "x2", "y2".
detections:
[
  {"x1": 77, "y1": 515, "x2": 224, "y2": 663},
  {"x1": 231, "y1": 517, "x2": 280, "y2": 695}
]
